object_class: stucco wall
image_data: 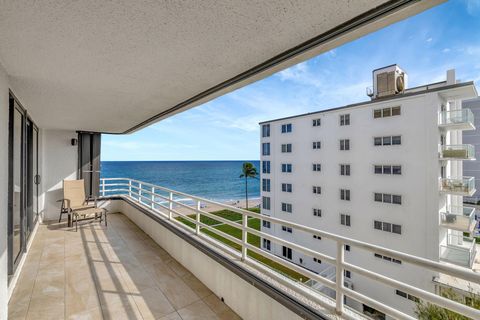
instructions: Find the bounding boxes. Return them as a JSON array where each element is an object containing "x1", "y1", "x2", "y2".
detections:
[
  {"x1": 40, "y1": 129, "x2": 78, "y2": 221},
  {"x1": 0, "y1": 61, "x2": 10, "y2": 320}
]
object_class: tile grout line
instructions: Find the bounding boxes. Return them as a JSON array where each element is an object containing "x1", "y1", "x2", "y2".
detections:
[{"x1": 23, "y1": 225, "x2": 47, "y2": 320}]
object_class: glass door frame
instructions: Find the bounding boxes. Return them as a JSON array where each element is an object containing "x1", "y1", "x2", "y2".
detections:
[{"x1": 7, "y1": 91, "x2": 39, "y2": 277}]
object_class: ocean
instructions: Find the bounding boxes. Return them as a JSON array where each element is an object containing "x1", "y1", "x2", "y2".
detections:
[{"x1": 101, "y1": 160, "x2": 260, "y2": 202}]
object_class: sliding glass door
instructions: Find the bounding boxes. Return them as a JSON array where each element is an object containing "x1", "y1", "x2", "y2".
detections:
[{"x1": 8, "y1": 93, "x2": 39, "y2": 277}]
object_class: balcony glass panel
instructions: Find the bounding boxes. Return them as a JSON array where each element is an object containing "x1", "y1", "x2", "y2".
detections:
[
  {"x1": 440, "y1": 205, "x2": 477, "y2": 232},
  {"x1": 440, "y1": 144, "x2": 475, "y2": 160},
  {"x1": 439, "y1": 109, "x2": 475, "y2": 130},
  {"x1": 439, "y1": 177, "x2": 476, "y2": 196},
  {"x1": 440, "y1": 234, "x2": 477, "y2": 268}
]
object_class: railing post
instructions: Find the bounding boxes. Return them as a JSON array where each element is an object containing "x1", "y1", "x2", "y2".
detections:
[
  {"x1": 168, "y1": 192, "x2": 173, "y2": 220},
  {"x1": 196, "y1": 200, "x2": 201, "y2": 235},
  {"x1": 139, "y1": 183, "x2": 142, "y2": 203},
  {"x1": 241, "y1": 212, "x2": 248, "y2": 261},
  {"x1": 101, "y1": 179, "x2": 105, "y2": 197},
  {"x1": 336, "y1": 241, "x2": 345, "y2": 315},
  {"x1": 151, "y1": 187, "x2": 155, "y2": 210},
  {"x1": 128, "y1": 180, "x2": 132, "y2": 198}
]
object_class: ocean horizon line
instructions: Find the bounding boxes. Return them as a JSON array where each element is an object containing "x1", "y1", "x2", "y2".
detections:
[{"x1": 101, "y1": 159, "x2": 261, "y2": 162}]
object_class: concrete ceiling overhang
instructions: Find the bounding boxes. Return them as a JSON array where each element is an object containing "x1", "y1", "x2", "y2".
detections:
[{"x1": 0, "y1": 0, "x2": 443, "y2": 134}]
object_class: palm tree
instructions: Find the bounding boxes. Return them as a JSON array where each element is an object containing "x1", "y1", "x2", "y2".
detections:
[{"x1": 239, "y1": 162, "x2": 258, "y2": 209}]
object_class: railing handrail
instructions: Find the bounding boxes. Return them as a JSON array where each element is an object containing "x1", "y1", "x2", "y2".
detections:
[{"x1": 100, "y1": 177, "x2": 480, "y2": 319}]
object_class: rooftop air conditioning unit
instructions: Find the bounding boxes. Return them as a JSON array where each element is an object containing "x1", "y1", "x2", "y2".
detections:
[{"x1": 371, "y1": 65, "x2": 407, "y2": 99}]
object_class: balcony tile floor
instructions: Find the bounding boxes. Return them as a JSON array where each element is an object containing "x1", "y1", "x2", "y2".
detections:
[{"x1": 8, "y1": 213, "x2": 241, "y2": 320}]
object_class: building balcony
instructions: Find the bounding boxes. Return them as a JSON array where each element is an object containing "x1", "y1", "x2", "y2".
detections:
[
  {"x1": 438, "y1": 109, "x2": 475, "y2": 131},
  {"x1": 439, "y1": 177, "x2": 476, "y2": 196},
  {"x1": 439, "y1": 144, "x2": 475, "y2": 161},
  {"x1": 440, "y1": 205, "x2": 477, "y2": 233},
  {"x1": 440, "y1": 235, "x2": 478, "y2": 268},
  {"x1": 8, "y1": 178, "x2": 480, "y2": 320}
]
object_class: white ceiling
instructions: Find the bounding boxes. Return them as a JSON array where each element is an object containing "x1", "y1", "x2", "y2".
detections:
[{"x1": 0, "y1": 0, "x2": 442, "y2": 133}]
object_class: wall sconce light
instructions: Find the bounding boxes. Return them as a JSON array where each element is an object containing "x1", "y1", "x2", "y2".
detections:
[{"x1": 71, "y1": 138, "x2": 78, "y2": 146}]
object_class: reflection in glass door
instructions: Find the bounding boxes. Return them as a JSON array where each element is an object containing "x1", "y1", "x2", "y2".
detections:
[
  {"x1": 8, "y1": 93, "x2": 39, "y2": 277},
  {"x1": 8, "y1": 101, "x2": 23, "y2": 274}
]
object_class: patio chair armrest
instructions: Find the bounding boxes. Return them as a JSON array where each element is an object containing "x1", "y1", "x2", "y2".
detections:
[{"x1": 57, "y1": 198, "x2": 71, "y2": 211}]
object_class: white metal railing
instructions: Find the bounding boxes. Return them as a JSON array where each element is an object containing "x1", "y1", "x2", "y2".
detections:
[{"x1": 100, "y1": 178, "x2": 480, "y2": 320}]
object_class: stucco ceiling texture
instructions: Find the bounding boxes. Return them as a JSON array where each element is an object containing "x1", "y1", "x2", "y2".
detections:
[{"x1": 0, "y1": 1, "x2": 431, "y2": 133}]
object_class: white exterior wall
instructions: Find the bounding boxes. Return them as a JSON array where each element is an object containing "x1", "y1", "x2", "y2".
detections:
[
  {"x1": 40, "y1": 129, "x2": 78, "y2": 222},
  {"x1": 260, "y1": 90, "x2": 466, "y2": 317},
  {"x1": 0, "y1": 62, "x2": 10, "y2": 320}
]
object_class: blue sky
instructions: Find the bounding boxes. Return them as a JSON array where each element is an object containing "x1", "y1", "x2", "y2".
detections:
[{"x1": 102, "y1": 0, "x2": 480, "y2": 161}]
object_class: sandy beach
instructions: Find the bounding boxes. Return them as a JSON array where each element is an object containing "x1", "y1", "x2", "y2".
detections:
[{"x1": 172, "y1": 197, "x2": 261, "y2": 217}]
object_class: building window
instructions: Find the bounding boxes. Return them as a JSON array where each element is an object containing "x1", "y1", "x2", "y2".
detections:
[
  {"x1": 340, "y1": 189, "x2": 350, "y2": 201},
  {"x1": 313, "y1": 208, "x2": 321, "y2": 217},
  {"x1": 374, "y1": 165, "x2": 402, "y2": 175},
  {"x1": 313, "y1": 118, "x2": 321, "y2": 127},
  {"x1": 374, "y1": 135, "x2": 401, "y2": 146},
  {"x1": 313, "y1": 164, "x2": 321, "y2": 172},
  {"x1": 262, "y1": 179, "x2": 270, "y2": 192},
  {"x1": 313, "y1": 141, "x2": 321, "y2": 149},
  {"x1": 281, "y1": 163, "x2": 292, "y2": 173},
  {"x1": 395, "y1": 290, "x2": 419, "y2": 302},
  {"x1": 263, "y1": 239, "x2": 271, "y2": 250},
  {"x1": 281, "y1": 202, "x2": 292, "y2": 213},
  {"x1": 344, "y1": 270, "x2": 351, "y2": 278},
  {"x1": 374, "y1": 253, "x2": 402, "y2": 264},
  {"x1": 313, "y1": 235, "x2": 321, "y2": 240},
  {"x1": 262, "y1": 124, "x2": 270, "y2": 137},
  {"x1": 281, "y1": 143, "x2": 292, "y2": 153},
  {"x1": 262, "y1": 161, "x2": 271, "y2": 174},
  {"x1": 340, "y1": 139, "x2": 350, "y2": 150},
  {"x1": 340, "y1": 114, "x2": 350, "y2": 126},
  {"x1": 281, "y1": 183, "x2": 292, "y2": 193},
  {"x1": 341, "y1": 214, "x2": 351, "y2": 226},
  {"x1": 340, "y1": 164, "x2": 350, "y2": 176},
  {"x1": 374, "y1": 193, "x2": 402, "y2": 205},
  {"x1": 281, "y1": 123, "x2": 292, "y2": 133},
  {"x1": 345, "y1": 245, "x2": 351, "y2": 251},
  {"x1": 313, "y1": 186, "x2": 321, "y2": 194},
  {"x1": 262, "y1": 143, "x2": 270, "y2": 155},
  {"x1": 282, "y1": 246, "x2": 292, "y2": 260},
  {"x1": 392, "y1": 224, "x2": 402, "y2": 234},
  {"x1": 262, "y1": 197, "x2": 271, "y2": 210},
  {"x1": 282, "y1": 226, "x2": 293, "y2": 233},
  {"x1": 313, "y1": 257, "x2": 322, "y2": 264},
  {"x1": 262, "y1": 220, "x2": 271, "y2": 229},
  {"x1": 374, "y1": 106, "x2": 401, "y2": 118},
  {"x1": 374, "y1": 220, "x2": 402, "y2": 234}
]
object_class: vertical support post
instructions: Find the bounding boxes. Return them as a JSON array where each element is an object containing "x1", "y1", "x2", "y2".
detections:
[
  {"x1": 151, "y1": 187, "x2": 155, "y2": 210},
  {"x1": 168, "y1": 192, "x2": 173, "y2": 220},
  {"x1": 101, "y1": 179, "x2": 105, "y2": 197},
  {"x1": 128, "y1": 180, "x2": 132, "y2": 198},
  {"x1": 241, "y1": 212, "x2": 248, "y2": 261},
  {"x1": 336, "y1": 241, "x2": 345, "y2": 315},
  {"x1": 139, "y1": 183, "x2": 142, "y2": 202},
  {"x1": 196, "y1": 200, "x2": 201, "y2": 235}
]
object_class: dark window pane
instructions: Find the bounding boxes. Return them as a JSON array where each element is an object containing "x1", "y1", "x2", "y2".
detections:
[{"x1": 392, "y1": 136, "x2": 401, "y2": 145}]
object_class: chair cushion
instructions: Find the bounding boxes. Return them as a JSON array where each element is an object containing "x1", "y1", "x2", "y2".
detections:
[{"x1": 72, "y1": 207, "x2": 106, "y2": 219}]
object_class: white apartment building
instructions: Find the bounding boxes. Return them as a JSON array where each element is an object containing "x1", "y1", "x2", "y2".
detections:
[{"x1": 260, "y1": 65, "x2": 479, "y2": 319}]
